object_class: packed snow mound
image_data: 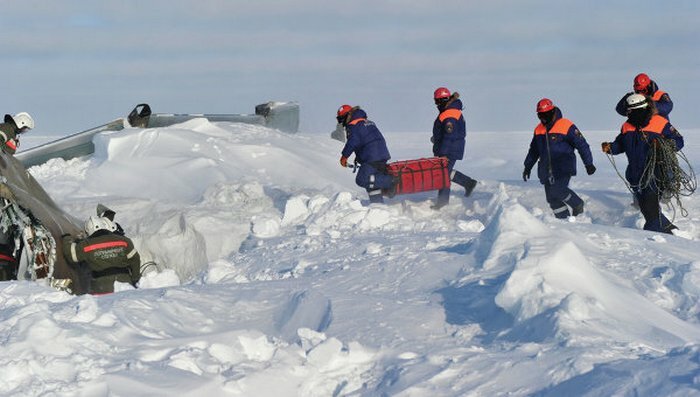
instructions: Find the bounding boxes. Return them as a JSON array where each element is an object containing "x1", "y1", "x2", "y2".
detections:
[
  {"x1": 15, "y1": 126, "x2": 700, "y2": 396},
  {"x1": 497, "y1": 236, "x2": 700, "y2": 346},
  {"x1": 537, "y1": 344, "x2": 700, "y2": 397},
  {"x1": 0, "y1": 282, "x2": 375, "y2": 396},
  {"x1": 85, "y1": 119, "x2": 355, "y2": 202},
  {"x1": 468, "y1": 203, "x2": 700, "y2": 346},
  {"x1": 28, "y1": 120, "x2": 359, "y2": 280}
]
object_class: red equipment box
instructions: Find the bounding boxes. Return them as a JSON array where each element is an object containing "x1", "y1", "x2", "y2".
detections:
[{"x1": 386, "y1": 157, "x2": 451, "y2": 196}]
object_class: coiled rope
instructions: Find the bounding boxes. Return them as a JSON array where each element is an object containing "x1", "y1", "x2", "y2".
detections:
[
  {"x1": 643, "y1": 138, "x2": 697, "y2": 217},
  {"x1": 606, "y1": 136, "x2": 697, "y2": 219}
]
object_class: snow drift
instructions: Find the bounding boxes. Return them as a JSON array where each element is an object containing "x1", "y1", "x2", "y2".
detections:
[{"x1": 5, "y1": 122, "x2": 700, "y2": 396}]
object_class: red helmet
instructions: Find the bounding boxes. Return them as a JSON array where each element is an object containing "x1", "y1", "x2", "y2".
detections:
[
  {"x1": 433, "y1": 87, "x2": 451, "y2": 100},
  {"x1": 633, "y1": 73, "x2": 651, "y2": 93},
  {"x1": 536, "y1": 98, "x2": 554, "y2": 113},
  {"x1": 337, "y1": 104, "x2": 352, "y2": 118}
]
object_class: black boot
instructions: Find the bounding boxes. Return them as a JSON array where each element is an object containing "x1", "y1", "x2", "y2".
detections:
[
  {"x1": 453, "y1": 171, "x2": 477, "y2": 197},
  {"x1": 431, "y1": 202, "x2": 448, "y2": 210},
  {"x1": 552, "y1": 204, "x2": 570, "y2": 219},
  {"x1": 664, "y1": 224, "x2": 678, "y2": 235},
  {"x1": 464, "y1": 179, "x2": 477, "y2": 197},
  {"x1": 432, "y1": 187, "x2": 450, "y2": 210},
  {"x1": 383, "y1": 176, "x2": 399, "y2": 198}
]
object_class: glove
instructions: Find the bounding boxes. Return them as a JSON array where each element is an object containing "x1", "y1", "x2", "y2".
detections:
[
  {"x1": 340, "y1": 156, "x2": 348, "y2": 168},
  {"x1": 585, "y1": 164, "x2": 596, "y2": 175},
  {"x1": 430, "y1": 136, "x2": 435, "y2": 144},
  {"x1": 0, "y1": 183, "x2": 15, "y2": 201},
  {"x1": 601, "y1": 142, "x2": 611, "y2": 154},
  {"x1": 522, "y1": 168, "x2": 531, "y2": 182}
]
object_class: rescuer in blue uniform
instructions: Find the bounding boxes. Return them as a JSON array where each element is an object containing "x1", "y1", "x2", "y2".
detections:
[
  {"x1": 431, "y1": 87, "x2": 477, "y2": 209},
  {"x1": 523, "y1": 98, "x2": 596, "y2": 218},
  {"x1": 337, "y1": 105, "x2": 396, "y2": 204},
  {"x1": 615, "y1": 73, "x2": 673, "y2": 119},
  {"x1": 603, "y1": 94, "x2": 684, "y2": 233}
]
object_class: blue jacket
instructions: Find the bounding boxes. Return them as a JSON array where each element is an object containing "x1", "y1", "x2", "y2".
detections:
[
  {"x1": 615, "y1": 81, "x2": 673, "y2": 119},
  {"x1": 432, "y1": 98, "x2": 466, "y2": 160},
  {"x1": 609, "y1": 114, "x2": 684, "y2": 186},
  {"x1": 341, "y1": 108, "x2": 391, "y2": 164},
  {"x1": 524, "y1": 108, "x2": 594, "y2": 184}
]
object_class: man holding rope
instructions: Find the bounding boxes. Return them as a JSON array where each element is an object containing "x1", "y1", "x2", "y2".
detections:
[{"x1": 602, "y1": 94, "x2": 685, "y2": 234}]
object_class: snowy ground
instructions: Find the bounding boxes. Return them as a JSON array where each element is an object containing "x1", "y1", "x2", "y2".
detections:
[{"x1": 4, "y1": 120, "x2": 700, "y2": 396}]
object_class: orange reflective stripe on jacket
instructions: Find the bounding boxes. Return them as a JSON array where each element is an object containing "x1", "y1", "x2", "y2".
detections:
[
  {"x1": 438, "y1": 108, "x2": 462, "y2": 123},
  {"x1": 0, "y1": 253, "x2": 16, "y2": 263},
  {"x1": 348, "y1": 118, "x2": 366, "y2": 126},
  {"x1": 652, "y1": 90, "x2": 666, "y2": 102},
  {"x1": 622, "y1": 114, "x2": 667, "y2": 135},
  {"x1": 83, "y1": 241, "x2": 128, "y2": 253},
  {"x1": 534, "y1": 118, "x2": 574, "y2": 136}
]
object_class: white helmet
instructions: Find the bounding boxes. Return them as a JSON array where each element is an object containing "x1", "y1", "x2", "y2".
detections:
[
  {"x1": 5, "y1": 112, "x2": 35, "y2": 131},
  {"x1": 626, "y1": 94, "x2": 649, "y2": 111},
  {"x1": 84, "y1": 215, "x2": 117, "y2": 235}
]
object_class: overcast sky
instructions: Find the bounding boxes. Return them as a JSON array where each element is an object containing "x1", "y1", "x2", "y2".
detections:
[{"x1": 2, "y1": 0, "x2": 699, "y2": 136}]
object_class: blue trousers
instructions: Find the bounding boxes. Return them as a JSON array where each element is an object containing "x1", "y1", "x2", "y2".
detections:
[
  {"x1": 543, "y1": 176, "x2": 583, "y2": 218},
  {"x1": 356, "y1": 162, "x2": 395, "y2": 203},
  {"x1": 635, "y1": 186, "x2": 675, "y2": 233},
  {"x1": 436, "y1": 159, "x2": 476, "y2": 206}
]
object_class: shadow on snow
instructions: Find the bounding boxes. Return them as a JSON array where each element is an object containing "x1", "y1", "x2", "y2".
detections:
[{"x1": 437, "y1": 274, "x2": 514, "y2": 343}]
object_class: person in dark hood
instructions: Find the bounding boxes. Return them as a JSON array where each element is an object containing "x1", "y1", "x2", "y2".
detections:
[
  {"x1": 602, "y1": 94, "x2": 684, "y2": 233},
  {"x1": 430, "y1": 87, "x2": 478, "y2": 209},
  {"x1": 337, "y1": 105, "x2": 397, "y2": 204},
  {"x1": 615, "y1": 73, "x2": 673, "y2": 119},
  {"x1": 523, "y1": 98, "x2": 595, "y2": 218}
]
